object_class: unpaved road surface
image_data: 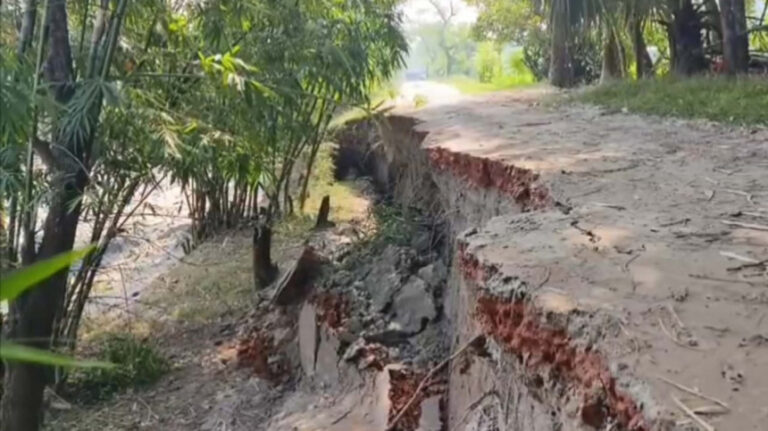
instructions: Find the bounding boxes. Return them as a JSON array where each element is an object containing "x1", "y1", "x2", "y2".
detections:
[
  {"x1": 398, "y1": 88, "x2": 768, "y2": 430},
  {"x1": 397, "y1": 80, "x2": 462, "y2": 107}
]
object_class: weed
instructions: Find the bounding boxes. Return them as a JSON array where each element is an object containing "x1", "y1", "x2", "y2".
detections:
[
  {"x1": 413, "y1": 94, "x2": 429, "y2": 108},
  {"x1": 574, "y1": 76, "x2": 768, "y2": 126},
  {"x1": 67, "y1": 333, "x2": 169, "y2": 403},
  {"x1": 370, "y1": 204, "x2": 420, "y2": 249}
]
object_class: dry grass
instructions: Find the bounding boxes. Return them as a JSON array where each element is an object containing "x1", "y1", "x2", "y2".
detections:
[{"x1": 301, "y1": 143, "x2": 371, "y2": 223}]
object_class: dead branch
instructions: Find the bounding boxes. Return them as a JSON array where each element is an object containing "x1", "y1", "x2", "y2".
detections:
[
  {"x1": 719, "y1": 251, "x2": 759, "y2": 264},
  {"x1": 386, "y1": 335, "x2": 483, "y2": 431},
  {"x1": 623, "y1": 253, "x2": 641, "y2": 272},
  {"x1": 457, "y1": 390, "x2": 501, "y2": 426},
  {"x1": 721, "y1": 220, "x2": 768, "y2": 231},
  {"x1": 657, "y1": 375, "x2": 730, "y2": 411},
  {"x1": 688, "y1": 273, "x2": 764, "y2": 286},
  {"x1": 727, "y1": 259, "x2": 768, "y2": 272},
  {"x1": 534, "y1": 267, "x2": 551, "y2": 290},
  {"x1": 658, "y1": 317, "x2": 706, "y2": 351},
  {"x1": 672, "y1": 395, "x2": 716, "y2": 431}
]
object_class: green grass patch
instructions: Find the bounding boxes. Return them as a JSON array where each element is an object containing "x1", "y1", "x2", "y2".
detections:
[
  {"x1": 369, "y1": 204, "x2": 421, "y2": 249},
  {"x1": 576, "y1": 77, "x2": 768, "y2": 126},
  {"x1": 67, "y1": 333, "x2": 169, "y2": 403},
  {"x1": 442, "y1": 75, "x2": 537, "y2": 95},
  {"x1": 300, "y1": 143, "x2": 371, "y2": 223}
]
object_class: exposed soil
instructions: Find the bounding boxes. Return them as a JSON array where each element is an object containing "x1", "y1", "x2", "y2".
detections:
[{"x1": 47, "y1": 86, "x2": 768, "y2": 431}]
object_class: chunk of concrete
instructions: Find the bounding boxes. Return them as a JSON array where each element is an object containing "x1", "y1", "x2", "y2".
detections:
[
  {"x1": 364, "y1": 245, "x2": 404, "y2": 312},
  {"x1": 372, "y1": 364, "x2": 406, "y2": 430},
  {"x1": 298, "y1": 302, "x2": 318, "y2": 377},
  {"x1": 370, "y1": 273, "x2": 403, "y2": 312},
  {"x1": 315, "y1": 326, "x2": 341, "y2": 387},
  {"x1": 392, "y1": 276, "x2": 436, "y2": 334},
  {"x1": 416, "y1": 261, "x2": 447, "y2": 289},
  {"x1": 417, "y1": 395, "x2": 443, "y2": 431}
]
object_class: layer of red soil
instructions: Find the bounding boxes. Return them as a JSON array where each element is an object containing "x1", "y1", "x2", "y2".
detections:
[
  {"x1": 426, "y1": 147, "x2": 552, "y2": 211},
  {"x1": 236, "y1": 330, "x2": 288, "y2": 382},
  {"x1": 357, "y1": 343, "x2": 392, "y2": 371},
  {"x1": 458, "y1": 245, "x2": 649, "y2": 431},
  {"x1": 387, "y1": 368, "x2": 445, "y2": 431},
  {"x1": 311, "y1": 292, "x2": 350, "y2": 330}
]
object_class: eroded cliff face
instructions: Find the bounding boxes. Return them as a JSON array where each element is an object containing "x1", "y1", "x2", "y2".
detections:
[
  {"x1": 317, "y1": 114, "x2": 658, "y2": 431},
  {"x1": 298, "y1": 88, "x2": 768, "y2": 431}
]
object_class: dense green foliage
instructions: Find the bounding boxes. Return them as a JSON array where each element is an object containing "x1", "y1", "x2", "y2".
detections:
[
  {"x1": 0, "y1": 1, "x2": 406, "y2": 428},
  {"x1": 470, "y1": 0, "x2": 768, "y2": 86}
]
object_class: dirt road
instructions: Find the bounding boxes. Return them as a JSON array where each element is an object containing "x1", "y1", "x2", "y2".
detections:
[{"x1": 397, "y1": 88, "x2": 768, "y2": 430}]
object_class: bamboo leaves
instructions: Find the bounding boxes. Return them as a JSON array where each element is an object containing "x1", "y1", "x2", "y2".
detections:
[{"x1": 0, "y1": 246, "x2": 95, "y2": 302}]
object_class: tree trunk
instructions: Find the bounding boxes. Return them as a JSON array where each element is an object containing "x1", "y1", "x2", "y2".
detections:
[
  {"x1": 16, "y1": 0, "x2": 37, "y2": 57},
  {"x1": 1, "y1": 177, "x2": 86, "y2": 431},
  {"x1": 600, "y1": 29, "x2": 624, "y2": 83},
  {"x1": 1, "y1": 4, "x2": 84, "y2": 431},
  {"x1": 298, "y1": 141, "x2": 321, "y2": 213},
  {"x1": 271, "y1": 246, "x2": 325, "y2": 306},
  {"x1": 3, "y1": 196, "x2": 18, "y2": 268},
  {"x1": 314, "y1": 195, "x2": 334, "y2": 229},
  {"x1": 719, "y1": 0, "x2": 749, "y2": 73},
  {"x1": 672, "y1": 0, "x2": 708, "y2": 76},
  {"x1": 631, "y1": 18, "x2": 654, "y2": 78},
  {"x1": 549, "y1": 0, "x2": 573, "y2": 88},
  {"x1": 252, "y1": 222, "x2": 277, "y2": 289}
]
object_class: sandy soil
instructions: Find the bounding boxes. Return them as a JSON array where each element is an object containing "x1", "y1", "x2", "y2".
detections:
[{"x1": 398, "y1": 80, "x2": 462, "y2": 107}]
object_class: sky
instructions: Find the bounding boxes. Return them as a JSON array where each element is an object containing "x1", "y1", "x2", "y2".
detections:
[
  {"x1": 399, "y1": 0, "x2": 767, "y2": 27},
  {"x1": 400, "y1": 0, "x2": 478, "y2": 26}
]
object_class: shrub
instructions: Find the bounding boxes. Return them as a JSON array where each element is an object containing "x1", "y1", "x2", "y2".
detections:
[
  {"x1": 475, "y1": 42, "x2": 502, "y2": 83},
  {"x1": 68, "y1": 333, "x2": 169, "y2": 403},
  {"x1": 522, "y1": 27, "x2": 601, "y2": 84}
]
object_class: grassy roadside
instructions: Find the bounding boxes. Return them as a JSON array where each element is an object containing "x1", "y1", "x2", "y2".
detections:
[
  {"x1": 575, "y1": 77, "x2": 768, "y2": 126},
  {"x1": 441, "y1": 75, "x2": 538, "y2": 95}
]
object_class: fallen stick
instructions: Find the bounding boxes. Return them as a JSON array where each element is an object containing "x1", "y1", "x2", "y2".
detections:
[
  {"x1": 688, "y1": 273, "x2": 762, "y2": 286},
  {"x1": 457, "y1": 390, "x2": 501, "y2": 426},
  {"x1": 386, "y1": 335, "x2": 483, "y2": 431},
  {"x1": 721, "y1": 220, "x2": 768, "y2": 232},
  {"x1": 727, "y1": 259, "x2": 768, "y2": 272},
  {"x1": 534, "y1": 267, "x2": 551, "y2": 289},
  {"x1": 660, "y1": 218, "x2": 691, "y2": 227},
  {"x1": 623, "y1": 253, "x2": 641, "y2": 272},
  {"x1": 743, "y1": 211, "x2": 768, "y2": 219},
  {"x1": 592, "y1": 202, "x2": 626, "y2": 211},
  {"x1": 719, "y1": 251, "x2": 759, "y2": 264},
  {"x1": 657, "y1": 375, "x2": 730, "y2": 411},
  {"x1": 721, "y1": 189, "x2": 755, "y2": 204},
  {"x1": 692, "y1": 405, "x2": 729, "y2": 416},
  {"x1": 672, "y1": 395, "x2": 716, "y2": 431},
  {"x1": 666, "y1": 304, "x2": 686, "y2": 329},
  {"x1": 658, "y1": 318, "x2": 701, "y2": 351}
]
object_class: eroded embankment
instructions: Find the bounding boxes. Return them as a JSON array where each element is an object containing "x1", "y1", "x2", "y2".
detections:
[{"x1": 332, "y1": 114, "x2": 658, "y2": 430}]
